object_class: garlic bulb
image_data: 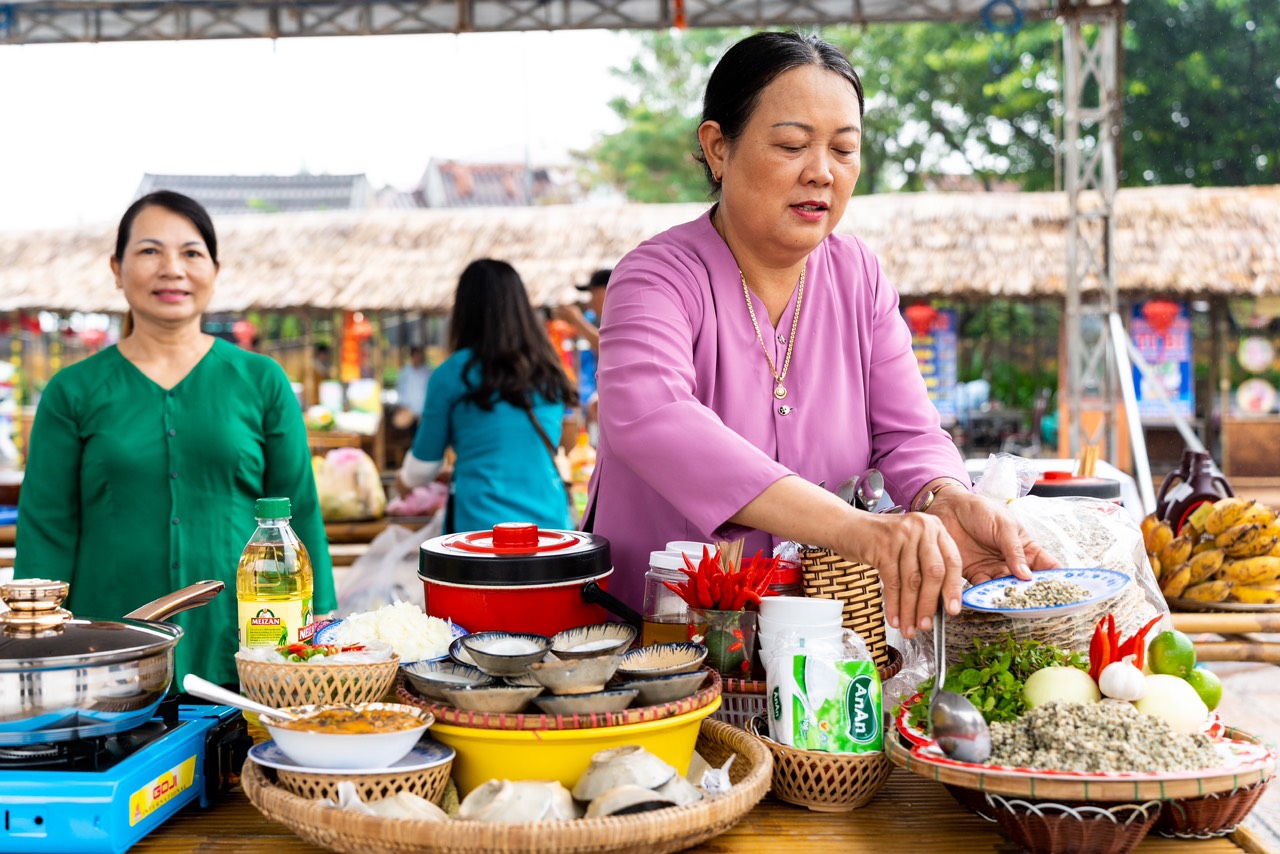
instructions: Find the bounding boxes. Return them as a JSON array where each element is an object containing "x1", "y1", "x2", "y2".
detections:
[{"x1": 1098, "y1": 655, "x2": 1146, "y2": 701}]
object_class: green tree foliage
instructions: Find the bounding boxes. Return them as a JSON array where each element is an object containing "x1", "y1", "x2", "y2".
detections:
[
  {"x1": 580, "y1": 29, "x2": 751, "y2": 202},
  {"x1": 1122, "y1": 0, "x2": 1280, "y2": 186},
  {"x1": 582, "y1": 21, "x2": 1060, "y2": 200},
  {"x1": 583, "y1": 1, "x2": 1278, "y2": 199}
]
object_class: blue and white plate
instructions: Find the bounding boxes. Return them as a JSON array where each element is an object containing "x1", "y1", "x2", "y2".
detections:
[
  {"x1": 248, "y1": 738, "x2": 454, "y2": 775},
  {"x1": 314, "y1": 619, "x2": 467, "y2": 664},
  {"x1": 961, "y1": 568, "x2": 1131, "y2": 618}
]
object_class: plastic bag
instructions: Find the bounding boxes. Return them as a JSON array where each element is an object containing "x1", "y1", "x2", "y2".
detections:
[
  {"x1": 936, "y1": 495, "x2": 1171, "y2": 663},
  {"x1": 314, "y1": 447, "x2": 387, "y2": 521},
  {"x1": 760, "y1": 627, "x2": 883, "y2": 753},
  {"x1": 973, "y1": 452, "x2": 1040, "y2": 502},
  {"x1": 335, "y1": 518, "x2": 441, "y2": 616}
]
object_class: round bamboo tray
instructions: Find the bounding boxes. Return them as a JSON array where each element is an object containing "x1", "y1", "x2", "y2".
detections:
[
  {"x1": 240, "y1": 718, "x2": 772, "y2": 854},
  {"x1": 798, "y1": 548, "x2": 888, "y2": 670},
  {"x1": 886, "y1": 723, "x2": 1277, "y2": 802},
  {"x1": 276, "y1": 760, "x2": 453, "y2": 805},
  {"x1": 237, "y1": 654, "x2": 401, "y2": 708},
  {"x1": 747, "y1": 716, "x2": 892, "y2": 812},
  {"x1": 395, "y1": 668, "x2": 721, "y2": 731}
]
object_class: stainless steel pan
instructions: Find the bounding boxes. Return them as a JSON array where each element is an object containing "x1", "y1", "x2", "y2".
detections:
[{"x1": 0, "y1": 578, "x2": 224, "y2": 746}]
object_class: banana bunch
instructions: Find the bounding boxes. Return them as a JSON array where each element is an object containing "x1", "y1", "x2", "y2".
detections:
[{"x1": 1143, "y1": 496, "x2": 1280, "y2": 605}]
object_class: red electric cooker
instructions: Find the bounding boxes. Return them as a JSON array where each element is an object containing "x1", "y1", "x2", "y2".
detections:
[{"x1": 418, "y1": 522, "x2": 640, "y2": 636}]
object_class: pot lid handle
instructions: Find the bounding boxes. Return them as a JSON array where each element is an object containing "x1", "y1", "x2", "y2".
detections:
[
  {"x1": 445, "y1": 522, "x2": 580, "y2": 555},
  {"x1": 0, "y1": 578, "x2": 73, "y2": 632}
]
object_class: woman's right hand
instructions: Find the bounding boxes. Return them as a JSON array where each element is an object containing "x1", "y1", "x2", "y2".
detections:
[{"x1": 835, "y1": 511, "x2": 964, "y2": 640}]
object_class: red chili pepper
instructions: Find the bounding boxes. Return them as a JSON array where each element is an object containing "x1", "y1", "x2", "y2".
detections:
[
  {"x1": 1088, "y1": 615, "x2": 1114, "y2": 682},
  {"x1": 1116, "y1": 615, "x2": 1163, "y2": 671}
]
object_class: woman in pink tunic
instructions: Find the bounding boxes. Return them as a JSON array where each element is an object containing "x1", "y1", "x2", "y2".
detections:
[{"x1": 588, "y1": 31, "x2": 1056, "y2": 638}]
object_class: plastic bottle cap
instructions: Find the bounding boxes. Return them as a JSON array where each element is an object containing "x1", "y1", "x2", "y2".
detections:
[
  {"x1": 650, "y1": 550, "x2": 692, "y2": 571},
  {"x1": 254, "y1": 497, "x2": 292, "y2": 518},
  {"x1": 665, "y1": 541, "x2": 716, "y2": 557}
]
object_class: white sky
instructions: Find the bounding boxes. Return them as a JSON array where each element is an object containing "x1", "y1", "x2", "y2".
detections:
[{"x1": 0, "y1": 30, "x2": 630, "y2": 231}]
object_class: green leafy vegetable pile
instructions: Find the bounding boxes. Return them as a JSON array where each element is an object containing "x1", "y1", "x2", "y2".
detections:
[{"x1": 900, "y1": 636, "x2": 1088, "y2": 729}]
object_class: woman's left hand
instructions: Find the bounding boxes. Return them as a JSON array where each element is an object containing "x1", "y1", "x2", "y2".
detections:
[{"x1": 925, "y1": 489, "x2": 1061, "y2": 587}]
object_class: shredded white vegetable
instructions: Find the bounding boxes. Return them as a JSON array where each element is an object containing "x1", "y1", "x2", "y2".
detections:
[{"x1": 332, "y1": 601, "x2": 456, "y2": 662}]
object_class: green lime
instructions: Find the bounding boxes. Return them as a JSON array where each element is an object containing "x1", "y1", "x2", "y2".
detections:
[
  {"x1": 1186, "y1": 667, "x2": 1224, "y2": 711},
  {"x1": 1148, "y1": 630, "x2": 1197, "y2": 678}
]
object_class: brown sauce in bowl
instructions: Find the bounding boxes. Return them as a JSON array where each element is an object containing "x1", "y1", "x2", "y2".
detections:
[{"x1": 275, "y1": 708, "x2": 423, "y2": 734}]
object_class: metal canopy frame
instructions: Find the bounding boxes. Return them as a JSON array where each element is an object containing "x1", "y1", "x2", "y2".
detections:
[
  {"x1": 2, "y1": 0, "x2": 1124, "y2": 466},
  {"x1": 1061, "y1": 1, "x2": 1123, "y2": 464},
  {"x1": 1, "y1": 0, "x2": 1060, "y2": 43}
]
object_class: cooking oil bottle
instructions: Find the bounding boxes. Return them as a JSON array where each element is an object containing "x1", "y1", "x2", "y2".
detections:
[{"x1": 236, "y1": 497, "x2": 315, "y2": 649}]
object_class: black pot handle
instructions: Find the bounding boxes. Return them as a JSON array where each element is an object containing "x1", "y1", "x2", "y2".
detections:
[{"x1": 580, "y1": 581, "x2": 642, "y2": 632}]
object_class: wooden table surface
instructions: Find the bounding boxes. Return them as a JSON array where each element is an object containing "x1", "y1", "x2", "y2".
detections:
[{"x1": 131, "y1": 767, "x2": 1266, "y2": 854}]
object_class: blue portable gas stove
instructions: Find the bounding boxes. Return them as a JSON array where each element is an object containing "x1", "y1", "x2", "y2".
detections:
[{"x1": 0, "y1": 699, "x2": 249, "y2": 853}]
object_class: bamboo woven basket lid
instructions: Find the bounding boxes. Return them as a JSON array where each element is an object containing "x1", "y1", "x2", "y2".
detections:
[{"x1": 887, "y1": 721, "x2": 1276, "y2": 803}]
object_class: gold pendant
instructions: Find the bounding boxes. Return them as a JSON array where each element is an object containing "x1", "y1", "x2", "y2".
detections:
[{"x1": 774, "y1": 384, "x2": 787, "y2": 400}]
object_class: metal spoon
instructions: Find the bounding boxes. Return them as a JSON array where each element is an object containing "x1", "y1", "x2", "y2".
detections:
[
  {"x1": 856, "y1": 469, "x2": 885, "y2": 513},
  {"x1": 836, "y1": 475, "x2": 860, "y2": 507},
  {"x1": 183, "y1": 674, "x2": 301, "y2": 721},
  {"x1": 928, "y1": 605, "x2": 991, "y2": 763}
]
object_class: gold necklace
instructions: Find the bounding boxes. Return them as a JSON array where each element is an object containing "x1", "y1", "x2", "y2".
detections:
[{"x1": 740, "y1": 269, "x2": 805, "y2": 400}]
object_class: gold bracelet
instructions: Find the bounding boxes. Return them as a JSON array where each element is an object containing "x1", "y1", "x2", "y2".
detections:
[{"x1": 912, "y1": 480, "x2": 964, "y2": 513}]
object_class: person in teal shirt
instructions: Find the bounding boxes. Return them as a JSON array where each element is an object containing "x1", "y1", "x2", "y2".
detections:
[
  {"x1": 398, "y1": 259, "x2": 578, "y2": 533},
  {"x1": 16, "y1": 191, "x2": 335, "y2": 687}
]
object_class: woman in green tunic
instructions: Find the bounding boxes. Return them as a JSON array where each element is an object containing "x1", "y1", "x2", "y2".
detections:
[{"x1": 15, "y1": 191, "x2": 336, "y2": 687}]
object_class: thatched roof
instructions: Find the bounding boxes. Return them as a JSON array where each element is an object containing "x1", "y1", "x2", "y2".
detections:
[{"x1": 2, "y1": 185, "x2": 1276, "y2": 314}]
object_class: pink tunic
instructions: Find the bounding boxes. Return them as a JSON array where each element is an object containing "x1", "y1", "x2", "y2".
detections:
[{"x1": 588, "y1": 209, "x2": 968, "y2": 608}]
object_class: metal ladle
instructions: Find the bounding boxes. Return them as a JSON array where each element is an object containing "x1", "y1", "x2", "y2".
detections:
[
  {"x1": 928, "y1": 604, "x2": 991, "y2": 763},
  {"x1": 183, "y1": 674, "x2": 301, "y2": 721}
]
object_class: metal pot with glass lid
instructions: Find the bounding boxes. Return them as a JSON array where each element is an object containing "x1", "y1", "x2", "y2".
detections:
[
  {"x1": 0, "y1": 578, "x2": 223, "y2": 746},
  {"x1": 418, "y1": 522, "x2": 640, "y2": 636}
]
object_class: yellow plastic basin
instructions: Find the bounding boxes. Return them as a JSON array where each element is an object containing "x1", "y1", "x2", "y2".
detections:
[{"x1": 430, "y1": 697, "x2": 722, "y2": 796}]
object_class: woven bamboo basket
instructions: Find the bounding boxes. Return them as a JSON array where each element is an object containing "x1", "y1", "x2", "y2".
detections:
[
  {"x1": 1155, "y1": 726, "x2": 1273, "y2": 838},
  {"x1": 240, "y1": 718, "x2": 772, "y2": 854},
  {"x1": 395, "y1": 668, "x2": 721, "y2": 732},
  {"x1": 984, "y1": 793, "x2": 1162, "y2": 854},
  {"x1": 276, "y1": 760, "x2": 453, "y2": 805},
  {"x1": 798, "y1": 548, "x2": 888, "y2": 670},
  {"x1": 945, "y1": 583, "x2": 1154, "y2": 665},
  {"x1": 237, "y1": 655, "x2": 401, "y2": 708},
  {"x1": 1155, "y1": 779, "x2": 1269, "y2": 839},
  {"x1": 746, "y1": 716, "x2": 892, "y2": 812}
]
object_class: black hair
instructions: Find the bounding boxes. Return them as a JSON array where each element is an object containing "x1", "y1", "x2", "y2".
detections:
[
  {"x1": 695, "y1": 31, "x2": 865, "y2": 193},
  {"x1": 114, "y1": 190, "x2": 219, "y2": 267},
  {"x1": 449, "y1": 259, "x2": 578, "y2": 412}
]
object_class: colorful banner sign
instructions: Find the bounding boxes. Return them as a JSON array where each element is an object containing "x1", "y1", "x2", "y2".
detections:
[
  {"x1": 1131, "y1": 302, "x2": 1194, "y2": 420},
  {"x1": 909, "y1": 307, "x2": 958, "y2": 424}
]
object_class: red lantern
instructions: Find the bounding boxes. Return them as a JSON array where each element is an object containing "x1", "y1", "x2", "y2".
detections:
[
  {"x1": 79, "y1": 329, "x2": 107, "y2": 352},
  {"x1": 904, "y1": 303, "x2": 939, "y2": 338},
  {"x1": 1141, "y1": 300, "x2": 1180, "y2": 339},
  {"x1": 232, "y1": 319, "x2": 257, "y2": 349}
]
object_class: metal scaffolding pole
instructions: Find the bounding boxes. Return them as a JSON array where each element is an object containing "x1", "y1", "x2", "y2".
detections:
[{"x1": 1061, "y1": 0, "x2": 1124, "y2": 464}]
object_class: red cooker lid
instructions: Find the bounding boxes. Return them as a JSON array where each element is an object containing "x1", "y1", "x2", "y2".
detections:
[{"x1": 419, "y1": 522, "x2": 612, "y2": 586}]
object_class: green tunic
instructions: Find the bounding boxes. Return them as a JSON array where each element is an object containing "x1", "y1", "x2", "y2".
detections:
[{"x1": 15, "y1": 338, "x2": 336, "y2": 687}]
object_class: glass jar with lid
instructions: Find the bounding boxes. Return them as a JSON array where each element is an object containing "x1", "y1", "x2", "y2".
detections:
[{"x1": 642, "y1": 550, "x2": 696, "y2": 646}]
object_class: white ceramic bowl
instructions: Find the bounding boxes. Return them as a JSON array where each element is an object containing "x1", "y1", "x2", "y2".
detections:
[
  {"x1": 758, "y1": 595, "x2": 843, "y2": 625},
  {"x1": 259, "y1": 703, "x2": 433, "y2": 770}
]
